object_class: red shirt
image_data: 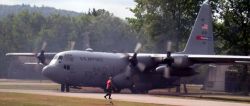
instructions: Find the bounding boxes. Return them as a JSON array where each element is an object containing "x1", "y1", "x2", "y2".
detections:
[{"x1": 106, "y1": 79, "x2": 111, "y2": 89}]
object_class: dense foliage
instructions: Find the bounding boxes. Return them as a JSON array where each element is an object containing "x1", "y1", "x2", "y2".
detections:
[
  {"x1": 127, "y1": 0, "x2": 204, "y2": 52},
  {"x1": 213, "y1": 0, "x2": 250, "y2": 95},
  {"x1": 129, "y1": 0, "x2": 250, "y2": 94}
]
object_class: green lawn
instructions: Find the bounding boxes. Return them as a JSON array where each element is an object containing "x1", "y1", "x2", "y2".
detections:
[{"x1": 0, "y1": 92, "x2": 169, "y2": 106}]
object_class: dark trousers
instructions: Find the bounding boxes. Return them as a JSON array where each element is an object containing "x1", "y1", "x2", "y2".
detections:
[{"x1": 105, "y1": 89, "x2": 112, "y2": 99}]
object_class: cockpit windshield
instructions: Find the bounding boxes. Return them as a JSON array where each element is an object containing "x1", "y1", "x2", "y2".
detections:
[
  {"x1": 49, "y1": 54, "x2": 63, "y2": 65},
  {"x1": 52, "y1": 55, "x2": 58, "y2": 60}
]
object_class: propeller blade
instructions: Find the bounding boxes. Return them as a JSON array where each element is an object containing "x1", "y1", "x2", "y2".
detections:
[
  {"x1": 163, "y1": 67, "x2": 170, "y2": 78},
  {"x1": 134, "y1": 43, "x2": 142, "y2": 53},
  {"x1": 137, "y1": 62, "x2": 146, "y2": 72},
  {"x1": 41, "y1": 41, "x2": 47, "y2": 50},
  {"x1": 125, "y1": 65, "x2": 132, "y2": 77},
  {"x1": 166, "y1": 41, "x2": 172, "y2": 52},
  {"x1": 70, "y1": 41, "x2": 76, "y2": 50}
]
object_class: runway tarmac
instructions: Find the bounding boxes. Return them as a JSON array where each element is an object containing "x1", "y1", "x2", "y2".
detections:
[{"x1": 0, "y1": 89, "x2": 249, "y2": 106}]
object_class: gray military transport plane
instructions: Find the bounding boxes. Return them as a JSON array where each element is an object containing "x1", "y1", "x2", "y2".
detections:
[{"x1": 6, "y1": 3, "x2": 250, "y2": 93}]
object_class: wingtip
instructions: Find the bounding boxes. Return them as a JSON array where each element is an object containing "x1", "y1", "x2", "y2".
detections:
[
  {"x1": 5, "y1": 53, "x2": 11, "y2": 56},
  {"x1": 5, "y1": 53, "x2": 15, "y2": 56}
]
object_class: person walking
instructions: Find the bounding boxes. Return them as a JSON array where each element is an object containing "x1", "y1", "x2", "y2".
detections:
[{"x1": 104, "y1": 76, "x2": 112, "y2": 99}]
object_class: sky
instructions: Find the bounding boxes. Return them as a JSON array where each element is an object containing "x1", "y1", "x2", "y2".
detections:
[{"x1": 0, "y1": 0, "x2": 136, "y2": 19}]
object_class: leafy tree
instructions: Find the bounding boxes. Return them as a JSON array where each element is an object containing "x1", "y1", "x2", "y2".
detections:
[
  {"x1": 128, "y1": 0, "x2": 204, "y2": 52},
  {"x1": 213, "y1": 0, "x2": 250, "y2": 95}
]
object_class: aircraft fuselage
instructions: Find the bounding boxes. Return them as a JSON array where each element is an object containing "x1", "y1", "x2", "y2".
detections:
[{"x1": 42, "y1": 50, "x2": 179, "y2": 92}]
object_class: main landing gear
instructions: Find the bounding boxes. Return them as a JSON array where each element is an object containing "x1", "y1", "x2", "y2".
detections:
[
  {"x1": 113, "y1": 89, "x2": 121, "y2": 93},
  {"x1": 130, "y1": 87, "x2": 148, "y2": 94},
  {"x1": 61, "y1": 84, "x2": 70, "y2": 92}
]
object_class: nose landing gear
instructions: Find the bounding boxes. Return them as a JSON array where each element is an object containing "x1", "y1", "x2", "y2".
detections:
[{"x1": 61, "y1": 84, "x2": 70, "y2": 92}]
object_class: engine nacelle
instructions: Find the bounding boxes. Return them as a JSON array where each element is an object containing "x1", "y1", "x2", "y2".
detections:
[
  {"x1": 170, "y1": 67, "x2": 198, "y2": 77},
  {"x1": 155, "y1": 66, "x2": 198, "y2": 78},
  {"x1": 155, "y1": 65, "x2": 170, "y2": 78},
  {"x1": 136, "y1": 56, "x2": 156, "y2": 71},
  {"x1": 172, "y1": 56, "x2": 192, "y2": 68}
]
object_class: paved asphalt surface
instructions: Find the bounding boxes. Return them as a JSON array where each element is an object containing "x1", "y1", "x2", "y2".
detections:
[{"x1": 0, "y1": 89, "x2": 249, "y2": 106}]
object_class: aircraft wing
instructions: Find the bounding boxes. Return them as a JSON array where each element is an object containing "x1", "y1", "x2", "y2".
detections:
[
  {"x1": 188, "y1": 55, "x2": 250, "y2": 64},
  {"x1": 6, "y1": 52, "x2": 57, "y2": 58}
]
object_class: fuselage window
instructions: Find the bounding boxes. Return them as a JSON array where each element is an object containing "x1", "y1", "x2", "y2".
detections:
[
  {"x1": 64, "y1": 65, "x2": 70, "y2": 70},
  {"x1": 58, "y1": 56, "x2": 63, "y2": 60}
]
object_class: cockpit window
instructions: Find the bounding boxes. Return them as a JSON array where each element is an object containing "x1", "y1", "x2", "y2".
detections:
[
  {"x1": 57, "y1": 55, "x2": 63, "y2": 63},
  {"x1": 58, "y1": 56, "x2": 63, "y2": 60}
]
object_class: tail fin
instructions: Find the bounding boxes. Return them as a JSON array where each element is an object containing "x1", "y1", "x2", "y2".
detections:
[{"x1": 182, "y1": 3, "x2": 214, "y2": 55}]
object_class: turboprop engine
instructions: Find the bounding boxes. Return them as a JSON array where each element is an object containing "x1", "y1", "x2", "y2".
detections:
[
  {"x1": 171, "y1": 56, "x2": 192, "y2": 68},
  {"x1": 156, "y1": 54, "x2": 196, "y2": 78}
]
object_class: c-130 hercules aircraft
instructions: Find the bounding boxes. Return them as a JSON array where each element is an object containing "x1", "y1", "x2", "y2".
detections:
[{"x1": 6, "y1": 3, "x2": 250, "y2": 93}]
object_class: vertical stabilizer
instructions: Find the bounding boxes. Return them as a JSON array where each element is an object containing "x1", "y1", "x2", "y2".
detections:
[{"x1": 183, "y1": 3, "x2": 214, "y2": 54}]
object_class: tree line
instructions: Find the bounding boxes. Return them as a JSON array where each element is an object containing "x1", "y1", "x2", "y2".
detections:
[
  {"x1": 128, "y1": 0, "x2": 250, "y2": 95},
  {"x1": 0, "y1": 7, "x2": 139, "y2": 77}
]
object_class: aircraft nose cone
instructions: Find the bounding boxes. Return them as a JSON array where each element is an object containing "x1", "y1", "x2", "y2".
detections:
[
  {"x1": 42, "y1": 65, "x2": 52, "y2": 78},
  {"x1": 42, "y1": 65, "x2": 63, "y2": 83}
]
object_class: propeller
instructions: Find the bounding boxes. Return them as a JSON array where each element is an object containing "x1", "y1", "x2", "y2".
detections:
[
  {"x1": 128, "y1": 43, "x2": 141, "y2": 66},
  {"x1": 36, "y1": 41, "x2": 47, "y2": 65},
  {"x1": 130, "y1": 43, "x2": 146, "y2": 71},
  {"x1": 162, "y1": 41, "x2": 174, "y2": 78},
  {"x1": 125, "y1": 43, "x2": 146, "y2": 77}
]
